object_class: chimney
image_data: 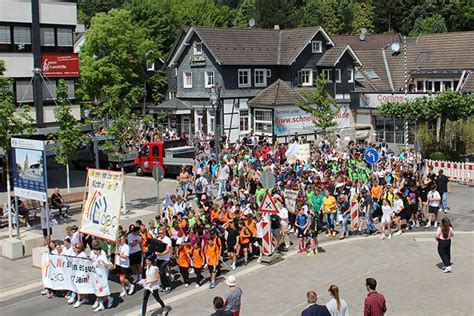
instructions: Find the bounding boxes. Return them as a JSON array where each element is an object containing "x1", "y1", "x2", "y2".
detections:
[{"x1": 274, "y1": 25, "x2": 280, "y2": 30}]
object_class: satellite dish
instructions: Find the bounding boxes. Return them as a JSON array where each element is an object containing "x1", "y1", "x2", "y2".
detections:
[
  {"x1": 359, "y1": 33, "x2": 366, "y2": 41},
  {"x1": 360, "y1": 27, "x2": 367, "y2": 34},
  {"x1": 249, "y1": 18, "x2": 256, "y2": 27},
  {"x1": 391, "y1": 42, "x2": 400, "y2": 53}
]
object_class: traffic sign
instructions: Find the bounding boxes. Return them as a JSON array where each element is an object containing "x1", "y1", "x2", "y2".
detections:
[
  {"x1": 364, "y1": 148, "x2": 380, "y2": 164},
  {"x1": 152, "y1": 165, "x2": 164, "y2": 182},
  {"x1": 260, "y1": 170, "x2": 275, "y2": 189},
  {"x1": 261, "y1": 219, "x2": 272, "y2": 255},
  {"x1": 259, "y1": 191, "x2": 279, "y2": 214}
]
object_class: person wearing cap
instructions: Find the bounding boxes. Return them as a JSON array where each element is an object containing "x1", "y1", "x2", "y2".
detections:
[
  {"x1": 223, "y1": 275, "x2": 242, "y2": 316},
  {"x1": 141, "y1": 255, "x2": 168, "y2": 316}
]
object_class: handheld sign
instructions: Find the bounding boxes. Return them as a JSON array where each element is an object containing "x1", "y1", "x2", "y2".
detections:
[
  {"x1": 364, "y1": 148, "x2": 379, "y2": 164},
  {"x1": 259, "y1": 191, "x2": 279, "y2": 214}
]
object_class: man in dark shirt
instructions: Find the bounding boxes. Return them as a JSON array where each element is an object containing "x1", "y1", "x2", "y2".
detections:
[
  {"x1": 435, "y1": 169, "x2": 450, "y2": 214},
  {"x1": 211, "y1": 296, "x2": 232, "y2": 316},
  {"x1": 51, "y1": 187, "x2": 70, "y2": 218},
  {"x1": 301, "y1": 291, "x2": 330, "y2": 316},
  {"x1": 364, "y1": 278, "x2": 387, "y2": 316}
]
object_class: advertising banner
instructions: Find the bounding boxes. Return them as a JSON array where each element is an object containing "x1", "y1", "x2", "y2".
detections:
[
  {"x1": 284, "y1": 189, "x2": 299, "y2": 214},
  {"x1": 11, "y1": 138, "x2": 47, "y2": 202},
  {"x1": 359, "y1": 93, "x2": 427, "y2": 108},
  {"x1": 80, "y1": 169, "x2": 124, "y2": 241},
  {"x1": 274, "y1": 105, "x2": 352, "y2": 136},
  {"x1": 41, "y1": 253, "x2": 110, "y2": 296},
  {"x1": 286, "y1": 143, "x2": 311, "y2": 163},
  {"x1": 41, "y1": 53, "x2": 79, "y2": 77}
]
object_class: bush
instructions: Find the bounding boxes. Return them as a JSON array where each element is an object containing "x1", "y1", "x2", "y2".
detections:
[{"x1": 429, "y1": 151, "x2": 449, "y2": 161}]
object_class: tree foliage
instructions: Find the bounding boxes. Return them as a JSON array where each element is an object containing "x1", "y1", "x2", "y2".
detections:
[
  {"x1": 409, "y1": 14, "x2": 448, "y2": 36},
  {"x1": 0, "y1": 60, "x2": 34, "y2": 155},
  {"x1": 352, "y1": 1, "x2": 375, "y2": 34},
  {"x1": 77, "y1": 9, "x2": 154, "y2": 119},
  {"x1": 49, "y1": 80, "x2": 88, "y2": 166},
  {"x1": 255, "y1": 0, "x2": 300, "y2": 29},
  {"x1": 297, "y1": 75, "x2": 339, "y2": 137}
]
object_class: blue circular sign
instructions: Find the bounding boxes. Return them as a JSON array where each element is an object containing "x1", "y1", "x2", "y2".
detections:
[{"x1": 364, "y1": 148, "x2": 380, "y2": 164}]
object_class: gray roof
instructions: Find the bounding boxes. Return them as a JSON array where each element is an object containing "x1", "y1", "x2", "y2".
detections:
[
  {"x1": 169, "y1": 26, "x2": 335, "y2": 66},
  {"x1": 248, "y1": 79, "x2": 307, "y2": 107},
  {"x1": 151, "y1": 98, "x2": 191, "y2": 110}
]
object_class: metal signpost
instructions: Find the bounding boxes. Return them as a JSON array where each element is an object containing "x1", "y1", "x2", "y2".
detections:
[
  {"x1": 152, "y1": 165, "x2": 164, "y2": 217},
  {"x1": 260, "y1": 170, "x2": 276, "y2": 189}
]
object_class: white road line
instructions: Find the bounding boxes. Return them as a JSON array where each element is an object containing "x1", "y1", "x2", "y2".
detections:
[
  {"x1": 125, "y1": 175, "x2": 176, "y2": 183},
  {"x1": 0, "y1": 281, "x2": 44, "y2": 299}
]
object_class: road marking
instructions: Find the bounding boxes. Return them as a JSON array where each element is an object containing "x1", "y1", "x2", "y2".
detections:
[
  {"x1": 0, "y1": 281, "x2": 44, "y2": 299},
  {"x1": 125, "y1": 175, "x2": 176, "y2": 183}
]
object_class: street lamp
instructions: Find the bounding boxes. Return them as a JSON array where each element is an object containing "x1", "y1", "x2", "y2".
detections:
[{"x1": 143, "y1": 50, "x2": 154, "y2": 115}]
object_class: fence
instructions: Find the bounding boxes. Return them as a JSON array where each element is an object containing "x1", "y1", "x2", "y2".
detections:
[{"x1": 426, "y1": 159, "x2": 473, "y2": 184}]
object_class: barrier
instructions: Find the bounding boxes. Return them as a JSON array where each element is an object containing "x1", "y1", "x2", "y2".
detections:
[{"x1": 426, "y1": 160, "x2": 474, "y2": 184}]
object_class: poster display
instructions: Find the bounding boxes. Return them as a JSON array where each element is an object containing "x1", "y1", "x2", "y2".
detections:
[
  {"x1": 41, "y1": 53, "x2": 79, "y2": 77},
  {"x1": 80, "y1": 169, "x2": 124, "y2": 241},
  {"x1": 41, "y1": 253, "x2": 110, "y2": 296},
  {"x1": 286, "y1": 143, "x2": 311, "y2": 163},
  {"x1": 11, "y1": 138, "x2": 47, "y2": 202},
  {"x1": 284, "y1": 189, "x2": 298, "y2": 214}
]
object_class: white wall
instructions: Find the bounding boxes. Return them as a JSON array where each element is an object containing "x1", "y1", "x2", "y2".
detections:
[
  {"x1": 40, "y1": 0, "x2": 77, "y2": 25},
  {"x1": 28, "y1": 103, "x2": 81, "y2": 123},
  {"x1": 0, "y1": 0, "x2": 32, "y2": 23},
  {"x1": 1, "y1": 53, "x2": 34, "y2": 77}
]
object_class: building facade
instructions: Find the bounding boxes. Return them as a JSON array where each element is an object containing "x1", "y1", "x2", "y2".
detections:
[{"x1": 0, "y1": 0, "x2": 79, "y2": 131}]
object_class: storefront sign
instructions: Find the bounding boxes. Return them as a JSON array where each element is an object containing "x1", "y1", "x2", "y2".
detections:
[
  {"x1": 80, "y1": 169, "x2": 124, "y2": 241},
  {"x1": 274, "y1": 105, "x2": 352, "y2": 136},
  {"x1": 41, "y1": 53, "x2": 79, "y2": 77},
  {"x1": 359, "y1": 93, "x2": 426, "y2": 108},
  {"x1": 11, "y1": 138, "x2": 47, "y2": 202},
  {"x1": 190, "y1": 55, "x2": 206, "y2": 67},
  {"x1": 42, "y1": 253, "x2": 110, "y2": 296}
]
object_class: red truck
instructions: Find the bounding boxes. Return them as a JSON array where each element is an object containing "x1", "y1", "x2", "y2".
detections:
[{"x1": 133, "y1": 139, "x2": 194, "y2": 176}]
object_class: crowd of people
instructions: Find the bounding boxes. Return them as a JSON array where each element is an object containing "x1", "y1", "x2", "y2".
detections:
[{"x1": 36, "y1": 132, "x2": 456, "y2": 315}]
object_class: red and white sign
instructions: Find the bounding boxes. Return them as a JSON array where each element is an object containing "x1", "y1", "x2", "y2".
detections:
[
  {"x1": 426, "y1": 159, "x2": 474, "y2": 184},
  {"x1": 259, "y1": 191, "x2": 279, "y2": 214},
  {"x1": 350, "y1": 201, "x2": 359, "y2": 230},
  {"x1": 261, "y1": 219, "x2": 272, "y2": 256},
  {"x1": 41, "y1": 53, "x2": 79, "y2": 77}
]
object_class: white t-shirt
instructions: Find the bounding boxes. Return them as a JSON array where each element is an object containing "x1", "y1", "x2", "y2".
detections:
[
  {"x1": 90, "y1": 251, "x2": 111, "y2": 267},
  {"x1": 256, "y1": 220, "x2": 263, "y2": 238},
  {"x1": 40, "y1": 208, "x2": 52, "y2": 230},
  {"x1": 428, "y1": 190, "x2": 441, "y2": 207},
  {"x1": 127, "y1": 233, "x2": 142, "y2": 254},
  {"x1": 70, "y1": 231, "x2": 80, "y2": 247},
  {"x1": 326, "y1": 298, "x2": 349, "y2": 316},
  {"x1": 155, "y1": 236, "x2": 172, "y2": 261},
  {"x1": 382, "y1": 205, "x2": 394, "y2": 216},
  {"x1": 62, "y1": 246, "x2": 74, "y2": 256},
  {"x1": 145, "y1": 265, "x2": 160, "y2": 291},
  {"x1": 218, "y1": 165, "x2": 230, "y2": 181},
  {"x1": 116, "y1": 243, "x2": 130, "y2": 268},
  {"x1": 393, "y1": 199, "x2": 404, "y2": 213},
  {"x1": 278, "y1": 207, "x2": 289, "y2": 227},
  {"x1": 76, "y1": 251, "x2": 88, "y2": 259}
]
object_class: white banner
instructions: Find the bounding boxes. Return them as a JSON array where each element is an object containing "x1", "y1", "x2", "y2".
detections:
[
  {"x1": 41, "y1": 253, "x2": 110, "y2": 296},
  {"x1": 80, "y1": 169, "x2": 124, "y2": 241},
  {"x1": 286, "y1": 143, "x2": 310, "y2": 163},
  {"x1": 359, "y1": 93, "x2": 427, "y2": 108},
  {"x1": 284, "y1": 189, "x2": 299, "y2": 214}
]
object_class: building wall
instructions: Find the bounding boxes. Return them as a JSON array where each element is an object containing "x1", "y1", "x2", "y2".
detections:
[
  {"x1": 0, "y1": 0, "x2": 76, "y2": 25},
  {"x1": 1, "y1": 53, "x2": 34, "y2": 77}
]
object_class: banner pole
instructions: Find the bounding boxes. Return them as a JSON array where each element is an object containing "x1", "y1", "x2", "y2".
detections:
[
  {"x1": 14, "y1": 196, "x2": 20, "y2": 239},
  {"x1": 6, "y1": 171, "x2": 12, "y2": 238}
]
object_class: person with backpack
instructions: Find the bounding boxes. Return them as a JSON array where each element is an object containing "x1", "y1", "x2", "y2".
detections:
[{"x1": 195, "y1": 172, "x2": 208, "y2": 202}]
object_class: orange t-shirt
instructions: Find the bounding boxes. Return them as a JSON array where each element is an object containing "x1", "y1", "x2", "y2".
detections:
[
  {"x1": 178, "y1": 219, "x2": 188, "y2": 232},
  {"x1": 371, "y1": 185, "x2": 383, "y2": 201},
  {"x1": 245, "y1": 219, "x2": 257, "y2": 237},
  {"x1": 191, "y1": 247, "x2": 204, "y2": 269},
  {"x1": 176, "y1": 244, "x2": 191, "y2": 268},
  {"x1": 211, "y1": 209, "x2": 221, "y2": 221},
  {"x1": 239, "y1": 227, "x2": 251, "y2": 244},
  {"x1": 223, "y1": 211, "x2": 235, "y2": 223},
  {"x1": 139, "y1": 231, "x2": 152, "y2": 252},
  {"x1": 205, "y1": 243, "x2": 219, "y2": 266}
]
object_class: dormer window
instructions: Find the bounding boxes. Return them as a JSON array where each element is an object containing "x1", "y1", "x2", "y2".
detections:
[
  {"x1": 193, "y1": 42, "x2": 202, "y2": 55},
  {"x1": 311, "y1": 40, "x2": 322, "y2": 53}
]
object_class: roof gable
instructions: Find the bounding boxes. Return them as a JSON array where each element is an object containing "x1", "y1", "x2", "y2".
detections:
[
  {"x1": 317, "y1": 45, "x2": 362, "y2": 67},
  {"x1": 248, "y1": 79, "x2": 307, "y2": 106}
]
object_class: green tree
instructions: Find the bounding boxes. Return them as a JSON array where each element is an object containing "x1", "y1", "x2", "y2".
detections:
[
  {"x1": 77, "y1": 9, "x2": 153, "y2": 119},
  {"x1": 352, "y1": 1, "x2": 375, "y2": 34},
  {"x1": 78, "y1": 0, "x2": 126, "y2": 26},
  {"x1": 410, "y1": 14, "x2": 448, "y2": 36},
  {"x1": 0, "y1": 60, "x2": 33, "y2": 209},
  {"x1": 49, "y1": 80, "x2": 88, "y2": 192},
  {"x1": 373, "y1": 0, "x2": 403, "y2": 33},
  {"x1": 321, "y1": 0, "x2": 340, "y2": 35},
  {"x1": 337, "y1": 0, "x2": 353, "y2": 34},
  {"x1": 255, "y1": 0, "x2": 299, "y2": 29},
  {"x1": 297, "y1": 75, "x2": 339, "y2": 137},
  {"x1": 300, "y1": 0, "x2": 324, "y2": 27},
  {"x1": 150, "y1": 70, "x2": 168, "y2": 105},
  {"x1": 234, "y1": 0, "x2": 257, "y2": 27}
]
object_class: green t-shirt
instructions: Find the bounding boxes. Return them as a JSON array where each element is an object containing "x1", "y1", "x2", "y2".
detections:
[
  {"x1": 256, "y1": 188, "x2": 266, "y2": 203},
  {"x1": 313, "y1": 194, "x2": 324, "y2": 213},
  {"x1": 188, "y1": 217, "x2": 196, "y2": 229},
  {"x1": 306, "y1": 191, "x2": 315, "y2": 206}
]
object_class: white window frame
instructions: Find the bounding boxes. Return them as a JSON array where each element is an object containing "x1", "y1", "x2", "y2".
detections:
[
  {"x1": 322, "y1": 69, "x2": 332, "y2": 82},
  {"x1": 300, "y1": 68, "x2": 313, "y2": 86},
  {"x1": 335, "y1": 69, "x2": 341, "y2": 83},
  {"x1": 238, "y1": 69, "x2": 251, "y2": 88},
  {"x1": 40, "y1": 27, "x2": 55, "y2": 47},
  {"x1": 239, "y1": 109, "x2": 250, "y2": 133},
  {"x1": 348, "y1": 69, "x2": 354, "y2": 83},
  {"x1": 254, "y1": 69, "x2": 267, "y2": 87},
  {"x1": 169, "y1": 91, "x2": 176, "y2": 99},
  {"x1": 0, "y1": 25, "x2": 11, "y2": 44},
  {"x1": 204, "y1": 71, "x2": 214, "y2": 88},
  {"x1": 266, "y1": 69, "x2": 271, "y2": 77},
  {"x1": 253, "y1": 109, "x2": 273, "y2": 135},
  {"x1": 193, "y1": 42, "x2": 202, "y2": 55},
  {"x1": 183, "y1": 71, "x2": 192, "y2": 88},
  {"x1": 57, "y1": 28, "x2": 72, "y2": 47},
  {"x1": 14, "y1": 26, "x2": 31, "y2": 45},
  {"x1": 311, "y1": 40, "x2": 322, "y2": 53}
]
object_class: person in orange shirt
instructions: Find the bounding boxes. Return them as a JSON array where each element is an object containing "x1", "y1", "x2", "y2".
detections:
[
  {"x1": 236, "y1": 221, "x2": 251, "y2": 265},
  {"x1": 210, "y1": 206, "x2": 221, "y2": 222},
  {"x1": 204, "y1": 237, "x2": 220, "y2": 289},
  {"x1": 176, "y1": 240, "x2": 192, "y2": 288},
  {"x1": 190, "y1": 240, "x2": 204, "y2": 288},
  {"x1": 177, "y1": 214, "x2": 188, "y2": 235},
  {"x1": 244, "y1": 214, "x2": 257, "y2": 255}
]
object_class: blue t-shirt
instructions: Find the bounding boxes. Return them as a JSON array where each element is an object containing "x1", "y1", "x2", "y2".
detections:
[{"x1": 296, "y1": 214, "x2": 307, "y2": 227}]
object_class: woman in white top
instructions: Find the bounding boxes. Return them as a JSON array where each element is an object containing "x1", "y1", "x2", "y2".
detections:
[
  {"x1": 326, "y1": 284, "x2": 349, "y2": 316},
  {"x1": 70, "y1": 243, "x2": 88, "y2": 308},
  {"x1": 392, "y1": 192, "x2": 405, "y2": 235},
  {"x1": 141, "y1": 255, "x2": 168, "y2": 316},
  {"x1": 380, "y1": 199, "x2": 393, "y2": 240},
  {"x1": 116, "y1": 235, "x2": 134, "y2": 298},
  {"x1": 90, "y1": 240, "x2": 113, "y2": 312}
]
